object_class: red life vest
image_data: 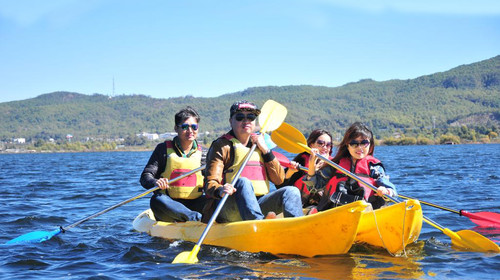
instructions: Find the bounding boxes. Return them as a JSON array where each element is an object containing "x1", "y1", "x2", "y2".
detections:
[
  {"x1": 292, "y1": 153, "x2": 334, "y2": 197},
  {"x1": 324, "y1": 155, "x2": 380, "y2": 200},
  {"x1": 292, "y1": 153, "x2": 310, "y2": 195}
]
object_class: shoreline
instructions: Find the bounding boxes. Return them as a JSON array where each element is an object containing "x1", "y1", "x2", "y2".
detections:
[{"x1": 1, "y1": 142, "x2": 498, "y2": 155}]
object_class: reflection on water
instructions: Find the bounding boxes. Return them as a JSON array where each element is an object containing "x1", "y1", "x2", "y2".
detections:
[
  {"x1": 350, "y1": 248, "x2": 425, "y2": 279},
  {"x1": 240, "y1": 242, "x2": 426, "y2": 280}
]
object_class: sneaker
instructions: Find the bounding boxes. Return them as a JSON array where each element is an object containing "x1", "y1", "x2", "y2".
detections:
[
  {"x1": 265, "y1": 211, "x2": 277, "y2": 219},
  {"x1": 307, "y1": 207, "x2": 318, "y2": 215}
]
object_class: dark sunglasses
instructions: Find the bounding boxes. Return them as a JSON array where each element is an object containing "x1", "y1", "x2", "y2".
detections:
[
  {"x1": 348, "y1": 139, "x2": 370, "y2": 148},
  {"x1": 178, "y1": 123, "x2": 199, "y2": 131},
  {"x1": 234, "y1": 113, "x2": 257, "y2": 122},
  {"x1": 315, "y1": 140, "x2": 332, "y2": 148}
]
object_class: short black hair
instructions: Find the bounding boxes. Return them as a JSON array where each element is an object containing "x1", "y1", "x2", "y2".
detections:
[{"x1": 175, "y1": 106, "x2": 200, "y2": 126}]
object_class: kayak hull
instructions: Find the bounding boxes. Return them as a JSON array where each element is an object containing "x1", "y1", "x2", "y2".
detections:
[
  {"x1": 133, "y1": 200, "x2": 369, "y2": 257},
  {"x1": 356, "y1": 199, "x2": 423, "y2": 255}
]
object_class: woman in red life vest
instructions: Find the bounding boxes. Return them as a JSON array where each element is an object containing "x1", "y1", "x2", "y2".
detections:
[
  {"x1": 303, "y1": 122, "x2": 397, "y2": 211},
  {"x1": 140, "y1": 107, "x2": 206, "y2": 222},
  {"x1": 278, "y1": 129, "x2": 333, "y2": 207}
]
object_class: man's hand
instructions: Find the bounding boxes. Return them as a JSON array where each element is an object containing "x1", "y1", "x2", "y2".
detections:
[{"x1": 156, "y1": 178, "x2": 169, "y2": 190}]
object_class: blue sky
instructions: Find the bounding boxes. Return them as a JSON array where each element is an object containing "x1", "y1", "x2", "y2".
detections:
[{"x1": 0, "y1": 0, "x2": 499, "y2": 103}]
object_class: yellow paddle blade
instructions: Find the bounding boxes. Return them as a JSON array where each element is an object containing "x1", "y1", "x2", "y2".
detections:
[
  {"x1": 172, "y1": 245, "x2": 200, "y2": 264},
  {"x1": 449, "y1": 229, "x2": 500, "y2": 253},
  {"x1": 424, "y1": 216, "x2": 499, "y2": 253},
  {"x1": 271, "y1": 122, "x2": 310, "y2": 154},
  {"x1": 258, "y1": 100, "x2": 287, "y2": 133}
]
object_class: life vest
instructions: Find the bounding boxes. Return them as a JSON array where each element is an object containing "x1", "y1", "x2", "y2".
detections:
[
  {"x1": 293, "y1": 153, "x2": 310, "y2": 196},
  {"x1": 324, "y1": 155, "x2": 379, "y2": 201},
  {"x1": 160, "y1": 141, "x2": 203, "y2": 199},
  {"x1": 223, "y1": 134, "x2": 270, "y2": 196},
  {"x1": 293, "y1": 153, "x2": 333, "y2": 196}
]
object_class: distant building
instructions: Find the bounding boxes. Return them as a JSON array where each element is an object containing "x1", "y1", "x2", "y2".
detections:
[
  {"x1": 159, "y1": 132, "x2": 177, "y2": 139},
  {"x1": 392, "y1": 132, "x2": 402, "y2": 139},
  {"x1": 137, "y1": 132, "x2": 159, "y2": 140},
  {"x1": 14, "y1": 138, "x2": 26, "y2": 144}
]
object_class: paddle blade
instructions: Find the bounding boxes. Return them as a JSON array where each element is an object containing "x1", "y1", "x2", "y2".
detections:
[
  {"x1": 258, "y1": 100, "x2": 287, "y2": 133},
  {"x1": 271, "y1": 122, "x2": 309, "y2": 154},
  {"x1": 172, "y1": 244, "x2": 200, "y2": 264},
  {"x1": 448, "y1": 229, "x2": 500, "y2": 253},
  {"x1": 462, "y1": 211, "x2": 500, "y2": 228},
  {"x1": 5, "y1": 228, "x2": 62, "y2": 245},
  {"x1": 274, "y1": 151, "x2": 292, "y2": 168}
]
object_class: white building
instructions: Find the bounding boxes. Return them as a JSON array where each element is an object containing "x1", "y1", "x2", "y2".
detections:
[
  {"x1": 14, "y1": 138, "x2": 26, "y2": 144},
  {"x1": 137, "y1": 132, "x2": 159, "y2": 140}
]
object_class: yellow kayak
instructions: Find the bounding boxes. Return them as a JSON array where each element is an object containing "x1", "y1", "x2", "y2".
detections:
[
  {"x1": 133, "y1": 200, "x2": 368, "y2": 257},
  {"x1": 356, "y1": 199, "x2": 423, "y2": 255}
]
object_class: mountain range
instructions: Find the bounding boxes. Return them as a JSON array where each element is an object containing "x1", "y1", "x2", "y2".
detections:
[{"x1": 1, "y1": 55, "x2": 499, "y2": 142}]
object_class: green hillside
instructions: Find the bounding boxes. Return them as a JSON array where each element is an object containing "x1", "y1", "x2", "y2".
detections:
[{"x1": 1, "y1": 55, "x2": 499, "y2": 145}]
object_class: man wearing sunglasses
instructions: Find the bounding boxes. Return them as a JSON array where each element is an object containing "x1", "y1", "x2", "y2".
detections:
[
  {"x1": 140, "y1": 106, "x2": 207, "y2": 222},
  {"x1": 203, "y1": 100, "x2": 303, "y2": 223}
]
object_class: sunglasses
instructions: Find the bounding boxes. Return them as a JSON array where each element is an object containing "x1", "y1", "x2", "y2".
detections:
[
  {"x1": 348, "y1": 139, "x2": 370, "y2": 148},
  {"x1": 315, "y1": 140, "x2": 332, "y2": 148},
  {"x1": 178, "y1": 123, "x2": 199, "y2": 131},
  {"x1": 234, "y1": 113, "x2": 257, "y2": 122}
]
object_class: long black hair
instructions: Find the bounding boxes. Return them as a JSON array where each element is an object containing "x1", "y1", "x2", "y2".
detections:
[
  {"x1": 306, "y1": 129, "x2": 333, "y2": 156},
  {"x1": 332, "y1": 122, "x2": 375, "y2": 163}
]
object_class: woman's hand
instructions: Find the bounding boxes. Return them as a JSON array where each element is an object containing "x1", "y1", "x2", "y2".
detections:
[
  {"x1": 314, "y1": 158, "x2": 326, "y2": 171},
  {"x1": 285, "y1": 161, "x2": 299, "y2": 178},
  {"x1": 289, "y1": 161, "x2": 299, "y2": 171},
  {"x1": 376, "y1": 186, "x2": 391, "y2": 197},
  {"x1": 308, "y1": 148, "x2": 319, "y2": 176},
  {"x1": 156, "y1": 178, "x2": 169, "y2": 190}
]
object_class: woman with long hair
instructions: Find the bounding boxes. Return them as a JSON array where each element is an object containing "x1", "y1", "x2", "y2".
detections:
[
  {"x1": 279, "y1": 129, "x2": 333, "y2": 208},
  {"x1": 304, "y1": 122, "x2": 397, "y2": 210}
]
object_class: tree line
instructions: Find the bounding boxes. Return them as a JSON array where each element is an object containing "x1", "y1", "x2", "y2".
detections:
[{"x1": 0, "y1": 55, "x2": 499, "y2": 152}]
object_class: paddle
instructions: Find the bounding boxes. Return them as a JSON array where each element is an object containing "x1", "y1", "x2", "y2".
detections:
[
  {"x1": 274, "y1": 151, "x2": 307, "y2": 172},
  {"x1": 271, "y1": 122, "x2": 500, "y2": 253},
  {"x1": 399, "y1": 194, "x2": 500, "y2": 228},
  {"x1": 274, "y1": 152, "x2": 500, "y2": 228},
  {"x1": 6, "y1": 165, "x2": 205, "y2": 245},
  {"x1": 172, "y1": 100, "x2": 288, "y2": 264}
]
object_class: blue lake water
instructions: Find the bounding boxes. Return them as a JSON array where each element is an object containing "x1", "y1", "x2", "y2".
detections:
[{"x1": 0, "y1": 144, "x2": 499, "y2": 279}]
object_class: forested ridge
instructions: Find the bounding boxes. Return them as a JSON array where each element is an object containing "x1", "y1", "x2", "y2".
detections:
[{"x1": 1, "y1": 55, "x2": 499, "y2": 146}]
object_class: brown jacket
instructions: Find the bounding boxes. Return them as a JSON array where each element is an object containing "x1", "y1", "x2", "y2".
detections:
[
  {"x1": 201, "y1": 132, "x2": 285, "y2": 222},
  {"x1": 204, "y1": 131, "x2": 285, "y2": 199}
]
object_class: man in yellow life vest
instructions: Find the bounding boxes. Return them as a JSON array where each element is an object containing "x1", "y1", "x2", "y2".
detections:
[
  {"x1": 140, "y1": 107, "x2": 206, "y2": 222},
  {"x1": 203, "y1": 100, "x2": 303, "y2": 222}
]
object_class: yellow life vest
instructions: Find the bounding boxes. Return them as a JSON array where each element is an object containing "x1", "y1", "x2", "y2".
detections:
[
  {"x1": 160, "y1": 141, "x2": 203, "y2": 199},
  {"x1": 224, "y1": 135, "x2": 270, "y2": 196}
]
